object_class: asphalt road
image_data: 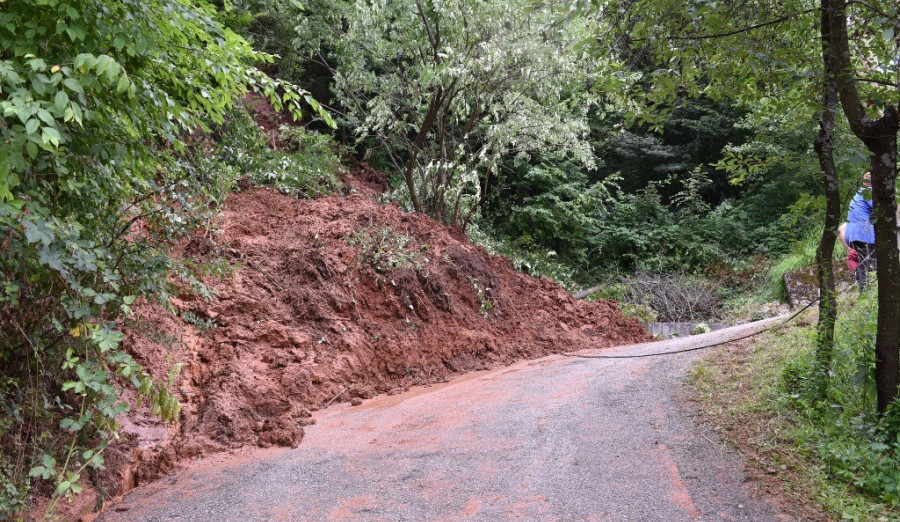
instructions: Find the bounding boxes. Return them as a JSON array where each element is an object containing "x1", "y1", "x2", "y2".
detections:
[{"x1": 101, "y1": 316, "x2": 790, "y2": 521}]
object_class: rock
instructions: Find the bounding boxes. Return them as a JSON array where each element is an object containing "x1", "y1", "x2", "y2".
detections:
[{"x1": 782, "y1": 260, "x2": 852, "y2": 308}]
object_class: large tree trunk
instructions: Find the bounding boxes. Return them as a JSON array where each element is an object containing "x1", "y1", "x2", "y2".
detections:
[
  {"x1": 822, "y1": 0, "x2": 900, "y2": 412},
  {"x1": 870, "y1": 135, "x2": 900, "y2": 412}
]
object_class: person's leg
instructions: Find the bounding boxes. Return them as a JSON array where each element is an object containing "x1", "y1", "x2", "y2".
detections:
[{"x1": 850, "y1": 241, "x2": 876, "y2": 290}]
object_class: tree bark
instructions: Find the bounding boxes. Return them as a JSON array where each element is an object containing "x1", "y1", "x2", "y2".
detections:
[
  {"x1": 404, "y1": 87, "x2": 446, "y2": 213},
  {"x1": 822, "y1": 0, "x2": 900, "y2": 412},
  {"x1": 813, "y1": 60, "x2": 840, "y2": 390}
]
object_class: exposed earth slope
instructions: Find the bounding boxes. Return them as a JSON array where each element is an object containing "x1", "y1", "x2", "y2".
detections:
[{"x1": 94, "y1": 173, "x2": 651, "y2": 509}]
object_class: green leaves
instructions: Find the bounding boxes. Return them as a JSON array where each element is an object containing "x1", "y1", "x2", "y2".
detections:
[
  {"x1": 27, "y1": 455, "x2": 57, "y2": 480},
  {"x1": 22, "y1": 218, "x2": 54, "y2": 246},
  {"x1": 54, "y1": 90, "x2": 68, "y2": 111},
  {"x1": 116, "y1": 75, "x2": 130, "y2": 94},
  {"x1": 0, "y1": 0, "x2": 340, "y2": 515},
  {"x1": 92, "y1": 327, "x2": 124, "y2": 353},
  {"x1": 42, "y1": 126, "x2": 61, "y2": 147},
  {"x1": 334, "y1": 0, "x2": 598, "y2": 223},
  {"x1": 24, "y1": 119, "x2": 40, "y2": 135},
  {"x1": 62, "y1": 78, "x2": 83, "y2": 94}
]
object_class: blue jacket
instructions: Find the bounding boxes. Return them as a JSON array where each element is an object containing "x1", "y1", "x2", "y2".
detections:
[{"x1": 845, "y1": 189, "x2": 875, "y2": 245}]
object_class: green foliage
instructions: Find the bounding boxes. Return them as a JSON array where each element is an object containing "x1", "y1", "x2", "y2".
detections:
[
  {"x1": 215, "y1": 107, "x2": 342, "y2": 197},
  {"x1": 347, "y1": 227, "x2": 425, "y2": 275},
  {"x1": 333, "y1": 0, "x2": 600, "y2": 223},
  {"x1": 485, "y1": 110, "x2": 816, "y2": 286},
  {"x1": 591, "y1": 158, "x2": 814, "y2": 275},
  {"x1": 0, "y1": 458, "x2": 28, "y2": 518},
  {"x1": 481, "y1": 152, "x2": 807, "y2": 297},
  {"x1": 487, "y1": 160, "x2": 613, "y2": 269},
  {"x1": 590, "y1": 173, "x2": 715, "y2": 272},
  {"x1": 466, "y1": 222, "x2": 581, "y2": 290},
  {"x1": 480, "y1": 94, "x2": 817, "y2": 314},
  {"x1": 0, "y1": 0, "x2": 331, "y2": 516},
  {"x1": 228, "y1": 0, "x2": 347, "y2": 106},
  {"x1": 593, "y1": 99, "x2": 751, "y2": 197},
  {"x1": 575, "y1": 0, "x2": 823, "y2": 127},
  {"x1": 775, "y1": 292, "x2": 900, "y2": 514}
]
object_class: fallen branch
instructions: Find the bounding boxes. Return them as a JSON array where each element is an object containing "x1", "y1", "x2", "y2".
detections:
[
  {"x1": 323, "y1": 387, "x2": 348, "y2": 408},
  {"x1": 573, "y1": 284, "x2": 603, "y2": 301}
]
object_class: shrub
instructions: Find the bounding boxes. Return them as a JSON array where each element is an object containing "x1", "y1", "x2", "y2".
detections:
[
  {"x1": 0, "y1": 0, "x2": 329, "y2": 516},
  {"x1": 215, "y1": 108, "x2": 342, "y2": 198},
  {"x1": 778, "y1": 290, "x2": 900, "y2": 511},
  {"x1": 487, "y1": 161, "x2": 612, "y2": 269},
  {"x1": 616, "y1": 271, "x2": 722, "y2": 322},
  {"x1": 347, "y1": 227, "x2": 425, "y2": 275}
]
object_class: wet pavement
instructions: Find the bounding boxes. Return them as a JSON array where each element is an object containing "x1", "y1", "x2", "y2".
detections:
[{"x1": 101, "y1": 317, "x2": 790, "y2": 521}]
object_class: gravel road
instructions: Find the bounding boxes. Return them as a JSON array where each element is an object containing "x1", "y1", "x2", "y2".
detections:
[{"x1": 100, "y1": 316, "x2": 791, "y2": 521}]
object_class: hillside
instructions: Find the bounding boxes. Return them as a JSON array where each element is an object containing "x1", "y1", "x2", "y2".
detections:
[{"x1": 88, "y1": 168, "x2": 651, "y2": 509}]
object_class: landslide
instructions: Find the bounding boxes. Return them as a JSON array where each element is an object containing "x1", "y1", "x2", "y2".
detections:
[{"x1": 105, "y1": 172, "x2": 651, "y2": 499}]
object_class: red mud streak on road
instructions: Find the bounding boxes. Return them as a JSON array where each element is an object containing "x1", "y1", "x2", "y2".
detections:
[
  {"x1": 658, "y1": 443, "x2": 702, "y2": 517},
  {"x1": 329, "y1": 495, "x2": 378, "y2": 520}
]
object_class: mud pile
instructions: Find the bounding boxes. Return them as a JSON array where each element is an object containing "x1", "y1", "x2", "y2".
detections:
[{"x1": 107, "y1": 173, "x2": 651, "y2": 496}]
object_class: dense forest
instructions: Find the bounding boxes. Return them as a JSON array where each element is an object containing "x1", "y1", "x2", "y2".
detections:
[{"x1": 1, "y1": 0, "x2": 899, "y2": 518}]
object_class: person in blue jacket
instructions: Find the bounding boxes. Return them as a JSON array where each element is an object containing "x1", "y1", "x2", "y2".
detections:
[{"x1": 840, "y1": 172, "x2": 876, "y2": 289}]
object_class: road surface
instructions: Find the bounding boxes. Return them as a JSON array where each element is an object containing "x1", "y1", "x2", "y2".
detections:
[{"x1": 101, "y1": 316, "x2": 790, "y2": 521}]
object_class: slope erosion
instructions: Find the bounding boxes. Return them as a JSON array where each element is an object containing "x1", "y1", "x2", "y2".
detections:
[{"x1": 102, "y1": 177, "x2": 651, "y2": 502}]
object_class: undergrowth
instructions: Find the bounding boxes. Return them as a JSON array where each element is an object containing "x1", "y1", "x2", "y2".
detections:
[
  {"x1": 689, "y1": 290, "x2": 900, "y2": 520},
  {"x1": 0, "y1": 95, "x2": 338, "y2": 518},
  {"x1": 215, "y1": 106, "x2": 342, "y2": 198},
  {"x1": 466, "y1": 222, "x2": 581, "y2": 291},
  {"x1": 347, "y1": 226, "x2": 426, "y2": 275}
]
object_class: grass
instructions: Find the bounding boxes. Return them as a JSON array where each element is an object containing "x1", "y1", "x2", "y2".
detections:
[{"x1": 687, "y1": 301, "x2": 899, "y2": 521}]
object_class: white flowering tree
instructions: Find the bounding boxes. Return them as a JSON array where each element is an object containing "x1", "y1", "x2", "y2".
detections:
[{"x1": 333, "y1": 0, "x2": 601, "y2": 227}]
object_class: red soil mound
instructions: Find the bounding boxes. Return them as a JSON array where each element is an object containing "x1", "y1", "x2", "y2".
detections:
[{"x1": 104, "y1": 184, "x2": 651, "y2": 500}]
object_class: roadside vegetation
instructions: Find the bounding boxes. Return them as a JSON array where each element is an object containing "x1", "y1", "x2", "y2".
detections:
[
  {"x1": 690, "y1": 289, "x2": 899, "y2": 519},
  {"x1": 2, "y1": 0, "x2": 898, "y2": 518},
  {"x1": 0, "y1": 1, "x2": 337, "y2": 516}
]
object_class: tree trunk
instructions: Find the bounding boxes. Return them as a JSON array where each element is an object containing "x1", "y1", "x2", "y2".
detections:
[
  {"x1": 404, "y1": 87, "x2": 446, "y2": 214},
  {"x1": 870, "y1": 135, "x2": 900, "y2": 412},
  {"x1": 822, "y1": 0, "x2": 900, "y2": 412},
  {"x1": 813, "y1": 68, "x2": 840, "y2": 391}
]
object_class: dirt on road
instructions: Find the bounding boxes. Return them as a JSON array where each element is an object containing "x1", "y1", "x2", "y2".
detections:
[
  {"x1": 99, "y1": 319, "x2": 792, "y2": 521},
  {"x1": 88, "y1": 166, "x2": 651, "y2": 511}
]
